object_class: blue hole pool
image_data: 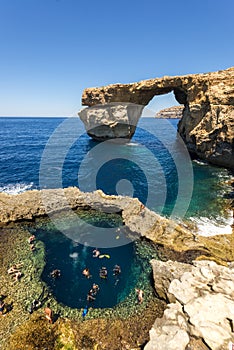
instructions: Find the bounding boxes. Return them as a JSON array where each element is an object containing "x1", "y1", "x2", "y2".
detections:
[{"x1": 32, "y1": 210, "x2": 153, "y2": 309}]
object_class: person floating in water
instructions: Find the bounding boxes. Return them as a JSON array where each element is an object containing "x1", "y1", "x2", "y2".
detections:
[
  {"x1": 136, "y1": 288, "x2": 144, "y2": 304},
  {"x1": 82, "y1": 268, "x2": 91, "y2": 279},
  {"x1": 50, "y1": 269, "x2": 61, "y2": 279},
  {"x1": 44, "y1": 303, "x2": 53, "y2": 324},
  {"x1": 99, "y1": 267, "x2": 107, "y2": 279},
  {"x1": 87, "y1": 289, "x2": 96, "y2": 302},
  {"x1": 113, "y1": 265, "x2": 121, "y2": 276},
  {"x1": 92, "y1": 248, "x2": 100, "y2": 258},
  {"x1": 92, "y1": 283, "x2": 100, "y2": 295}
]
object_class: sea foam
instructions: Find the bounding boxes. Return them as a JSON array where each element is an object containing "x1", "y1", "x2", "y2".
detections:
[
  {"x1": 0, "y1": 182, "x2": 34, "y2": 195},
  {"x1": 190, "y1": 211, "x2": 233, "y2": 236}
]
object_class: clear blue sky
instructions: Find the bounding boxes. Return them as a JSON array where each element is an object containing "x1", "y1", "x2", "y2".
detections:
[{"x1": 0, "y1": 0, "x2": 233, "y2": 116}]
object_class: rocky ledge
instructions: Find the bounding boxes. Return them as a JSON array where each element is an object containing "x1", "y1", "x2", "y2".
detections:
[
  {"x1": 80, "y1": 67, "x2": 234, "y2": 168},
  {"x1": 0, "y1": 187, "x2": 233, "y2": 263},
  {"x1": 146, "y1": 259, "x2": 234, "y2": 350},
  {"x1": 156, "y1": 105, "x2": 183, "y2": 119}
]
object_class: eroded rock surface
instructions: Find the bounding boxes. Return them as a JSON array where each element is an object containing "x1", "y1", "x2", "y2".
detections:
[
  {"x1": 146, "y1": 260, "x2": 234, "y2": 350},
  {"x1": 79, "y1": 103, "x2": 143, "y2": 140},
  {"x1": 0, "y1": 188, "x2": 234, "y2": 263},
  {"x1": 80, "y1": 67, "x2": 234, "y2": 168},
  {"x1": 156, "y1": 105, "x2": 183, "y2": 119}
]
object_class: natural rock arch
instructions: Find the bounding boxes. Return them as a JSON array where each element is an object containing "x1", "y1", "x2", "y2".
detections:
[{"x1": 79, "y1": 67, "x2": 234, "y2": 168}]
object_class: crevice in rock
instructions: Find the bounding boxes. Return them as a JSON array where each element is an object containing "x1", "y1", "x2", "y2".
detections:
[{"x1": 227, "y1": 318, "x2": 234, "y2": 333}]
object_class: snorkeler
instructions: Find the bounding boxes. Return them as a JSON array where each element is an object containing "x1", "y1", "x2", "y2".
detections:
[
  {"x1": 50, "y1": 269, "x2": 61, "y2": 279},
  {"x1": 92, "y1": 248, "x2": 100, "y2": 258},
  {"x1": 87, "y1": 289, "x2": 96, "y2": 302},
  {"x1": 82, "y1": 268, "x2": 91, "y2": 279},
  {"x1": 92, "y1": 283, "x2": 100, "y2": 295},
  {"x1": 99, "y1": 267, "x2": 108, "y2": 279},
  {"x1": 113, "y1": 265, "x2": 121, "y2": 276}
]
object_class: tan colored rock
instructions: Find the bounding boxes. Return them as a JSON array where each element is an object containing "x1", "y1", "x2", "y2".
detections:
[
  {"x1": 148, "y1": 259, "x2": 234, "y2": 350},
  {"x1": 81, "y1": 67, "x2": 234, "y2": 168},
  {"x1": 79, "y1": 103, "x2": 143, "y2": 140},
  {"x1": 0, "y1": 188, "x2": 233, "y2": 263},
  {"x1": 156, "y1": 105, "x2": 183, "y2": 119}
]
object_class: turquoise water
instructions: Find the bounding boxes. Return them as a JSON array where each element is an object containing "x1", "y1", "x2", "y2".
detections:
[{"x1": 28, "y1": 211, "x2": 157, "y2": 309}]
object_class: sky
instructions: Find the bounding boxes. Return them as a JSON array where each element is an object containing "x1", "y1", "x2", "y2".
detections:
[{"x1": 0, "y1": 0, "x2": 233, "y2": 117}]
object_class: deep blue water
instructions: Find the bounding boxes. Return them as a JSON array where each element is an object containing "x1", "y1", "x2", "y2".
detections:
[
  {"x1": 0, "y1": 117, "x2": 231, "y2": 223},
  {"x1": 0, "y1": 116, "x2": 232, "y2": 308}
]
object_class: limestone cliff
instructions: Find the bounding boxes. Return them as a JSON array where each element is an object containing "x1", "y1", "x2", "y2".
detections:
[
  {"x1": 155, "y1": 105, "x2": 183, "y2": 119},
  {"x1": 80, "y1": 67, "x2": 234, "y2": 168}
]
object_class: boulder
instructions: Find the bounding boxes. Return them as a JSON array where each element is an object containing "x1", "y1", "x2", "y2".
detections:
[{"x1": 146, "y1": 259, "x2": 234, "y2": 350}]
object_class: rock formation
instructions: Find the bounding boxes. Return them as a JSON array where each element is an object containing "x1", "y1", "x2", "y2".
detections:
[
  {"x1": 0, "y1": 188, "x2": 233, "y2": 262},
  {"x1": 80, "y1": 67, "x2": 234, "y2": 168},
  {"x1": 79, "y1": 103, "x2": 143, "y2": 141},
  {"x1": 156, "y1": 105, "x2": 183, "y2": 119},
  {"x1": 145, "y1": 259, "x2": 234, "y2": 350}
]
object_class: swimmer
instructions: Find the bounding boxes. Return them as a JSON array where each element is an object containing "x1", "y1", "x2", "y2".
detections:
[
  {"x1": 44, "y1": 303, "x2": 53, "y2": 324},
  {"x1": 113, "y1": 265, "x2": 121, "y2": 276},
  {"x1": 50, "y1": 269, "x2": 61, "y2": 279},
  {"x1": 99, "y1": 267, "x2": 107, "y2": 279},
  {"x1": 92, "y1": 248, "x2": 100, "y2": 258},
  {"x1": 87, "y1": 289, "x2": 96, "y2": 302},
  {"x1": 136, "y1": 288, "x2": 144, "y2": 304},
  {"x1": 92, "y1": 283, "x2": 100, "y2": 295},
  {"x1": 82, "y1": 268, "x2": 91, "y2": 279}
]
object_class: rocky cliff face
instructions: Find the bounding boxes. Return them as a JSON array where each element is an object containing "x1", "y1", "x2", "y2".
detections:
[
  {"x1": 156, "y1": 105, "x2": 183, "y2": 119},
  {"x1": 80, "y1": 67, "x2": 234, "y2": 168}
]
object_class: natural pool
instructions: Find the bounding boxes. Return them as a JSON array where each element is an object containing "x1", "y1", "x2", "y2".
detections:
[{"x1": 28, "y1": 209, "x2": 159, "y2": 310}]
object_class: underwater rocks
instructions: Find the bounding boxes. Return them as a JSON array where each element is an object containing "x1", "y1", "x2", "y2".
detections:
[
  {"x1": 146, "y1": 259, "x2": 234, "y2": 350},
  {"x1": 81, "y1": 67, "x2": 234, "y2": 168},
  {"x1": 0, "y1": 187, "x2": 233, "y2": 263}
]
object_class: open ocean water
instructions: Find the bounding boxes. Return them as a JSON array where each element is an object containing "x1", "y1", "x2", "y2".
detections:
[{"x1": 0, "y1": 117, "x2": 233, "y2": 236}]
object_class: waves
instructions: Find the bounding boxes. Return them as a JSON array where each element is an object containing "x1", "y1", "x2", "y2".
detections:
[
  {"x1": 190, "y1": 211, "x2": 233, "y2": 236},
  {"x1": 0, "y1": 182, "x2": 34, "y2": 195}
]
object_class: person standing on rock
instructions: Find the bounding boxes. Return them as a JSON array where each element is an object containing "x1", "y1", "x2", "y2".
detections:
[
  {"x1": 44, "y1": 303, "x2": 53, "y2": 324},
  {"x1": 136, "y1": 288, "x2": 144, "y2": 304}
]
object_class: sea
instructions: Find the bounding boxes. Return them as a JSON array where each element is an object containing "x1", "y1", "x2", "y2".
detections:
[{"x1": 0, "y1": 117, "x2": 233, "y2": 236}]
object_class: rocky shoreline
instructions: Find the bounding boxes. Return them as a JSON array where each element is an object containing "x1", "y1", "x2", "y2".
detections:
[{"x1": 0, "y1": 187, "x2": 234, "y2": 349}]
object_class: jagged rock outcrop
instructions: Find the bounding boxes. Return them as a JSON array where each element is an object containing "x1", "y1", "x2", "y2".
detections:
[
  {"x1": 156, "y1": 105, "x2": 183, "y2": 119},
  {"x1": 80, "y1": 67, "x2": 234, "y2": 168},
  {"x1": 0, "y1": 188, "x2": 234, "y2": 262},
  {"x1": 145, "y1": 260, "x2": 234, "y2": 350}
]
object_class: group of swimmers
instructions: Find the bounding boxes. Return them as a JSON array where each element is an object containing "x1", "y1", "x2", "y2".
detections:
[{"x1": 82, "y1": 264, "x2": 121, "y2": 280}]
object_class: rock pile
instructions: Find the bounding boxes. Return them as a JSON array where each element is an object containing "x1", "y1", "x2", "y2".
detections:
[{"x1": 145, "y1": 260, "x2": 234, "y2": 350}]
